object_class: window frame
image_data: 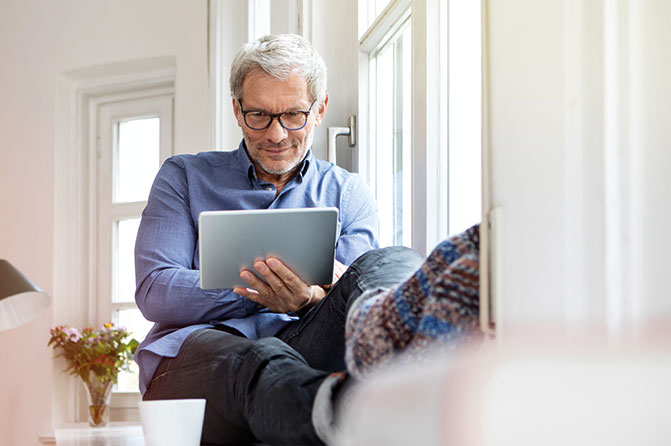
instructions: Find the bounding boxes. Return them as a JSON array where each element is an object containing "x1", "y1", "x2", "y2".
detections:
[
  {"x1": 96, "y1": 95, "x2": 173, "y2": 410},
  {"x1": 53, "y1": 68, "x2": 175, "y2": 425},
  {"x1": 358, "y1": 0, "x2": 450, "y2": 255},
  {"x1": 367, "y1": 13, "x2": 413, "y2": 247}
]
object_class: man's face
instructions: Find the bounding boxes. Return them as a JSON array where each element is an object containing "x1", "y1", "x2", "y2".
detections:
[{"x1": 233, "y1": 69, "x2": 328, "y2": 177}]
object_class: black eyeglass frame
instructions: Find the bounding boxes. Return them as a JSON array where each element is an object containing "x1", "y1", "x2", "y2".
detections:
[{"x1": 238, "y1": 99, "x2": 317, "y2": 131}]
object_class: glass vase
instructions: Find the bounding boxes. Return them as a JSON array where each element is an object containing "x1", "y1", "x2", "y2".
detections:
[{"x1": 82, "y1": 372, "x2": 113, "y2": 427}]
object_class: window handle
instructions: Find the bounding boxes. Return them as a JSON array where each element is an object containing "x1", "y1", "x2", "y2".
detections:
[{"x1": 327, "y1": 115, "x2": 356, "y2": 164}]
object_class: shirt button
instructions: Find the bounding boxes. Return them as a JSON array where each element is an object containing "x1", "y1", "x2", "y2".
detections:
[{"x1": 265, "y1": 186, "x2": 273, "y2": 192}]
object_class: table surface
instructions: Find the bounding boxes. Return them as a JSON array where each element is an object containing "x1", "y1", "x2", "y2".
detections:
[
  {"x1": 54, "y1": 423, "x2": 144, "y2": 446},
  {"x1": 50, "y1": 422, "x2": 266, "y2": 445}
]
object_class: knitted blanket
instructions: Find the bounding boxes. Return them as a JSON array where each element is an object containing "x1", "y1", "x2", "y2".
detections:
[{"x1": 345, "y1": 224, "x2": 481, "y2": 378}]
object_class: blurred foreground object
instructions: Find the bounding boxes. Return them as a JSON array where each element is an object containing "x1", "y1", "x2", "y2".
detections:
[{"x1": 337, "y1": 337, "x2": 671, "y2": 446}]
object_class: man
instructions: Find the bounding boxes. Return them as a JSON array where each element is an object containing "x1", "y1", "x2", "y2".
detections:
[{"x1": 135, "y1": 34, "x2": 423, "y2": 444}]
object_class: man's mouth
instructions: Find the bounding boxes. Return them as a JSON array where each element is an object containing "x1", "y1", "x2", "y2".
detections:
[{"x1": 261, "y1": 144, "x2": 293, "y2": 155}]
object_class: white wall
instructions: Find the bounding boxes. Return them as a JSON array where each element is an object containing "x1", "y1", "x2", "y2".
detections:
[
  {"x1": 0, "y1": 1, "x2": 208, "y2": 444},
  {"x1": 309, "y1": 0, "x2": 358, "y2": 169},
  {"x1": 485, "y1": 0, "x2": 574, "y2": 334},
  {"x1": 627, "y1": 0, "x2": 671, "y2": 328},
  {"x1": 485, "y1": 0, "x2": 671, "y2": 339}
]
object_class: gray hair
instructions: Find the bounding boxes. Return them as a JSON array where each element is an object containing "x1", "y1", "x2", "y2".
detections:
[{"x1": 230, "y1": 34, "x2": 327, "y2": 103}]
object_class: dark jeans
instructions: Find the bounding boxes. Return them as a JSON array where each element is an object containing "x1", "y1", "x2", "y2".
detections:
[{"x1": 143, "y1": 246, "x2": 423, "y2": 445}]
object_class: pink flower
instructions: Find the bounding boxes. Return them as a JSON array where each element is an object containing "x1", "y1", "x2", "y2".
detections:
[
  {"x1": 49, "y1": 323, "x2": 138, "y2": 382},
  {"x1": 63, "y1": 326, "x2": 82, "y2": 342}
]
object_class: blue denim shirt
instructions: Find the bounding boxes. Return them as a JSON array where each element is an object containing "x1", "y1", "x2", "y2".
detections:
[{"x1": 134, "y1": 141, "x2": 379, "y2": 394}]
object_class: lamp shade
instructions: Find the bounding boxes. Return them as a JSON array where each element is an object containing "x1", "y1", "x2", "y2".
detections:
[{"x1": 0, "y1": 259, "x2": 51, "y2": 330}]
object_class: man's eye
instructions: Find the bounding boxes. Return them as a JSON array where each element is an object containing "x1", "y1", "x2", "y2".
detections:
[
  {"x1": 248, "y1": 112, "x2": 266, "y2": 118},
  {"x1": 284, "y1": 111, "x2": 301, "y2": 117}
]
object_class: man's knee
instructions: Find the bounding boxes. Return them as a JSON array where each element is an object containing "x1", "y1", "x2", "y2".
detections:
[
  {"x1": 351, "y1": 246, "x2": 423, "y2": 271},
  {"x1": 346, "y1": 246, "x2": 424, "y2": 286}
]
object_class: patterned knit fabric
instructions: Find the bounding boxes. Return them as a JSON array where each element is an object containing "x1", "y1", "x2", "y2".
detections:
[{"x1": 345, "y1": 224, "x2": 481, "y2": 378}]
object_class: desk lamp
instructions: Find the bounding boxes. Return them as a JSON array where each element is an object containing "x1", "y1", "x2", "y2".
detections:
[{"x1": 0, "y1": 259, "x2": 51, "y2": 330}]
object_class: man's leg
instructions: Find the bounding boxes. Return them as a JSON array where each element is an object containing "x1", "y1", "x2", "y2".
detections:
[
  {"x1": 143, "y1": 328, "x2": 329, "y2": 445},
  {"x1": 277, "y1": 246, "x2": 424, "y2": 372}
]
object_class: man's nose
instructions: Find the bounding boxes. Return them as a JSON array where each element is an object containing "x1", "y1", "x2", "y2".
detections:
[{"x1": 265, "y1": 117, "x2": 289, "y2": 143}]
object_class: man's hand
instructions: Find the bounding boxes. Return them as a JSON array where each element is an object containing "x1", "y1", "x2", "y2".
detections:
[{"x1": 233, "y1": 257, "x2": 327, "y2": 313}]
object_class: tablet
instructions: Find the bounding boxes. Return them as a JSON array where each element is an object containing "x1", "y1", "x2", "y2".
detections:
[{"x1": 198, "y1": 207, "x2": 339, "y2": 290}]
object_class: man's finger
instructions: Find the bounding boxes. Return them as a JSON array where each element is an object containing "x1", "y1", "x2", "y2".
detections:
[
  {"x1": 239, "y1": 270, "x2": 272, "y2": 299},
  {"x1": 265, "y1": 257, "x2": 301, "y2": 289},
  {"x1": 254, "y1": 261, "x2": 288, "y2": 293}
]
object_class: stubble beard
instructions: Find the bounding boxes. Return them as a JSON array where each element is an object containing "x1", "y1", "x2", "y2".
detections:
[{"x1": 246, "y1": 131, "x2": 314, "y2": 176}]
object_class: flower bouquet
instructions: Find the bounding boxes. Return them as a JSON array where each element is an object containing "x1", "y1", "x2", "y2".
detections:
[{"x1": 49, "y1": 323, "x2": 139, "y2": 427}]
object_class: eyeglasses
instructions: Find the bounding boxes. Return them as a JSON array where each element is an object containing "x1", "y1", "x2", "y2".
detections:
[{"x1": 238, "y1": 99, "x2": 317, "y2": 131}]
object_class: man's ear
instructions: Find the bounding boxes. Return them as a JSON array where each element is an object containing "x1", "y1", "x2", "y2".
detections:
[
  {"x1": 313, "y1": 93, "x2": 329, "y2": 127},
  {"x1": 232, "y1": 98, "x2": 244, "y2": 128}
]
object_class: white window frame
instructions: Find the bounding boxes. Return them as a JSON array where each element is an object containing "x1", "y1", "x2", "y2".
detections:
[
  {"x1": 358, "y1": 0, "x2": 449, "y2": 255},
  {"x1": 96, "y1": 96, "x2": 173, "y2": 324},
  {"x1": 53, "y1": 66, "x2": 174, "y2": 425},
  {"x1": 96, "y1": 94, "x2": 173, "y2": 411},
  {"x1": 366, "y1": 12, "x2": 413, "y2": 247}
]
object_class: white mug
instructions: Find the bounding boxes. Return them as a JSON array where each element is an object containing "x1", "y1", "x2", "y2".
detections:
[{"x1": 139, "y1": 398, "x2": 206, "y2": 446}]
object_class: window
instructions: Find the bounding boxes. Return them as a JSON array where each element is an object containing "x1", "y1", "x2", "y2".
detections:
[
  {"x1": 55, "y1": 63, "x2": 175, "y2": 426},
  {"x1": 97, "y1": 95, "x2": 173, "y2": 395},
  {"x1": 447, "y1": 0, "x2": 482, "y2": 235},
  {"x1": 359, "y1": 0, "x2": 481, "y2": 253},
  {"x1": 360, "y1": 0, "x2": 414, "y2": 248},
  {"x1": 369, "y1": 15, "x2": 412, "y2": 247}
]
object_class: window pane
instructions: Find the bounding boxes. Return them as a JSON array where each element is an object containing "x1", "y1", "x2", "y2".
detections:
[
  {"x1": 115, "y1": 117, "x2": 160, "y2": 203},
  {"x1": 401, "y1": 23, "x2": 412, "y2": 245},
  {"x1": 375, "y1": 42, "x2": 395, "y2": 245},
  {"x1": 372, "y1": 19, "x2": 412, "y2": 247},
  {"x1": 114, "y1": 308, "x2": 153, "y2": 392},
  {"x1": 114, "y1": 218, "x2": 140, "y2": 303},
  {"x1": 448, "y1": 0, "x2": 482, "y2": 234}
]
